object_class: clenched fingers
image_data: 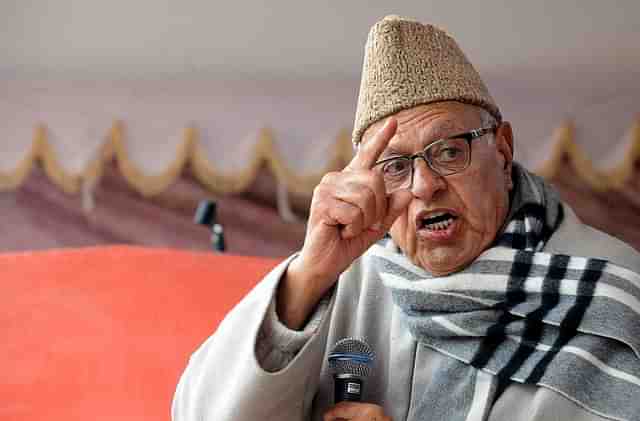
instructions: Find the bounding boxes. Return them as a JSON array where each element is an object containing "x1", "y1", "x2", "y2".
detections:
[
  {"x1": 315, "y1": 171, "x2": 387, "y2": 237},
  {"x1": 324, "y1": 198, "x2": 365, "y2": 239},
  {"x1": 324, "y1": 401, "x2": 392, "y2": 421}
]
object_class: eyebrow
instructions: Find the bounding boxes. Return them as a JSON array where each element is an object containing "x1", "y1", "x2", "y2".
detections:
[
  {"x1": 380, "y1": 130, "x2": 450, "y2": 159},
  {"x1": 425, "y1": 122, "x2": 460, "y2": 141},
  {"x1": 375, "y1": 118, "x2": 471, "y2": 160},
  {"x1": 379, "y1": 146, "x2": 408, "y2": 159}
]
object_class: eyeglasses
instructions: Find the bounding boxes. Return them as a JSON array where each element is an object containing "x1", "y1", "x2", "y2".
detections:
[{"x1": 373, "y1": 126, "x2": 497, "y2": 193}]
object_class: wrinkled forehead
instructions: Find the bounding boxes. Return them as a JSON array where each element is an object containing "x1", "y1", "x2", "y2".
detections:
[{"x1": 360, "y1": 101, "x2": 484, "y2": 148}]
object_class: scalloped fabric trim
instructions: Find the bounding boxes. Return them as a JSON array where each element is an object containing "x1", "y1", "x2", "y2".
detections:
[{"x1": 1, "y1": 120, "x2": 638, "y2": 196}]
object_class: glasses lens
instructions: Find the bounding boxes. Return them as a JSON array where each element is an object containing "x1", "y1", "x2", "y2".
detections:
[
  {"x1": 379, "y1": 158, "x2": 412, "y2": 193},
  {"x1": 428, "y1": 138, "x2": 470, "y2": 175}
]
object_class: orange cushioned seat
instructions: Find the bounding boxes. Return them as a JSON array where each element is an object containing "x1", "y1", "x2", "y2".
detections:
[{"x1": 0, "y1": 246, "x2": 279, "y2": 421}]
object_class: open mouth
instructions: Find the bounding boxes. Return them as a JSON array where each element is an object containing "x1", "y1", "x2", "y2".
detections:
[{"x1": 418, "y1": 211, "x2": 458, "y2": 231}]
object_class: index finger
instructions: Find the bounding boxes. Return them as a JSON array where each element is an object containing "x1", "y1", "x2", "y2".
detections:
[{"x1": 346, "y1": 117, "x2": 397, "y2": 171}]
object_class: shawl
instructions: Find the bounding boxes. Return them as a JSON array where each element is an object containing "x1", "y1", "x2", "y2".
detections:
[{"x1": 371, "y1": 164, "x2": 640, "y2": 421}]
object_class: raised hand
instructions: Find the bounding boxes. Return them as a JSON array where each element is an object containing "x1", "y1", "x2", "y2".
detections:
[{"x1": 278, "y1": 118, "x2": 412, "y2": 328}]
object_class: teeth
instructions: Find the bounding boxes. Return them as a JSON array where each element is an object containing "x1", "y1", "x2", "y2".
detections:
[{"x1": 424, "y1": 217, "x2": 454, "y2": 231}]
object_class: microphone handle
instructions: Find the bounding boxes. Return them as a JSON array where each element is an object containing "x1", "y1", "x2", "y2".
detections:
[{"x1": 334, "y1": 375, "x2": 363, "y2": 403}]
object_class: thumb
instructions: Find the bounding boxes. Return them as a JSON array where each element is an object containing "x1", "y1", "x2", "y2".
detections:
[{"x1": 381, "y1": 190, "x2": 412, "y2": 231}]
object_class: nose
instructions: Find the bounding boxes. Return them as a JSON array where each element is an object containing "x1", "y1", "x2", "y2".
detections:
[{"x1": 410, "y1": 158, "x2": 446, "y2": 201}]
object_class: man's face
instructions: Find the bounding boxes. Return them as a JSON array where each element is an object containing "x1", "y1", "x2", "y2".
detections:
[{"x1": 362, "y1": 102, "x2": 514, "y2": 275}]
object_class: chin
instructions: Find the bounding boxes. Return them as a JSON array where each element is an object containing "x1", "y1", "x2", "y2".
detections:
[{"x1": 415, "y1": 248, "x2": 473, "y2": 276}]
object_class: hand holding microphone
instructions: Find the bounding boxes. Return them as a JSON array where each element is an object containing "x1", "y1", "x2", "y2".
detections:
[
  {"x1": 323, "y1": 402, "x2": 392, "y2": 421},
  {"x1": 328, "y1": 338, "x2": 374, "y2": 403},
  {"x1": 323, "y1": 338, "x2": 392, "y2": 421}
]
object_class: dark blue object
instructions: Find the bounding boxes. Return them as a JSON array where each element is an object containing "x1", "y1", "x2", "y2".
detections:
[{"x1": 194, "y1": 200, "x2": 226, "y2": 252}]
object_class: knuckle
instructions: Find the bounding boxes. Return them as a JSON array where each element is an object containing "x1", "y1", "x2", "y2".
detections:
[
  {"x1": 311, "y1": 187, "x2": 330, "y2": 209},
  {"x1": 362, "y1": 170, "x2": 385, "y2": 194},
  {"x1": 313, "y1": 176, "x2": 334, "y2": 196},
  {"x1": 328, "y1": 200, "x2": 357, "y2": 225},
  {"x1": 364, "y1": 403, "x2": 385, "y2": 416},
  {"x1": 313, "y1": 198, "x2": 329, "y2": 215},
  {"x1": 358, "y1": 170, "x2": 378, "y2": 192},
  {"x1": 372, "y1": 171, "x2": 387, "y2": 191},
  {"x1": 311, "y1": 184, "x2": 324, "y2": 200},
  {"x1": 313, "y1": 178, "x2": 341, "y2": 202},
  {"x1": 346, "y1": 203, "x2": 364, "y2": 222},
  {"x1": 364, "y1": 406, "x2": 377, "y2": 415},
  {"x1": 358, "y1": 183, "x2": 376, "y2": 206},
  {"x1": 320, "y1": 171, "x2": 340, "y2": 185}
]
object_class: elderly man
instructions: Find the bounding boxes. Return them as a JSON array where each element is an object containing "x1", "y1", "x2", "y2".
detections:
[{"x1": 173, "y1": 16, "x2": 640, "y2": 421}]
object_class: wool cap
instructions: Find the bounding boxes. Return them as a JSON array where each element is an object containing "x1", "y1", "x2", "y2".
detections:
[{"x1": 352, "y1": 15, "x2": 502, "y2": 144}]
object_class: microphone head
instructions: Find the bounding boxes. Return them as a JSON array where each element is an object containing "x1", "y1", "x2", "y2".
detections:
[{"x1": 328, "y1": 337, "x2": 375, "y2": 378}]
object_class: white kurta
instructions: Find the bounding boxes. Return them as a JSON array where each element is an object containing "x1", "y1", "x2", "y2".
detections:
[{"x1": 172, "y1": 204, "x2": 640, "y2": 421}]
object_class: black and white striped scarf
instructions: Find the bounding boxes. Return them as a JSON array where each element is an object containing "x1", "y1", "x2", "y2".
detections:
[{"x1": 372, "y1": 164, "x2": 640, "y2": 421}]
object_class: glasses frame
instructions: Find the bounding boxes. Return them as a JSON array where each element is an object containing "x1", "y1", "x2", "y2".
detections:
[{"x1": 373, "y1": 126, "x2": 498, "y2": 191}]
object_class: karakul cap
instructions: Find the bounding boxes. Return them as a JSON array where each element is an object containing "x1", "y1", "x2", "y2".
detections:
[{"x1": 353, "y1": 15, "x2": 502, "y2": 144}]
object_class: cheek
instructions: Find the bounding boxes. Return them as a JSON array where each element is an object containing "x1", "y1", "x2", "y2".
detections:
[{"x1": 457, "y1": 162, "x2": 507, "y2": 231}]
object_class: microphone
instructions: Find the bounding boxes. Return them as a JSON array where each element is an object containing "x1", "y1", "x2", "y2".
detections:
[
  {"x1": 194, "y1": 200, "x2": 226, "y2": 252},
  {"x1": 328, "y1": 338, "x2": 375, "y2": 403}
]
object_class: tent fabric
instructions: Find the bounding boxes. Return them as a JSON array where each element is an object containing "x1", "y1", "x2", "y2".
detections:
[{"x1": 1, "y1": 79, "x2": 638, "y2": 198}]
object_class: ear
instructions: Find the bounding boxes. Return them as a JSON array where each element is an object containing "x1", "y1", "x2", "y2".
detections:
[{"x1": 495, "y1": 121, "x2": 514, "y2": 190}]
